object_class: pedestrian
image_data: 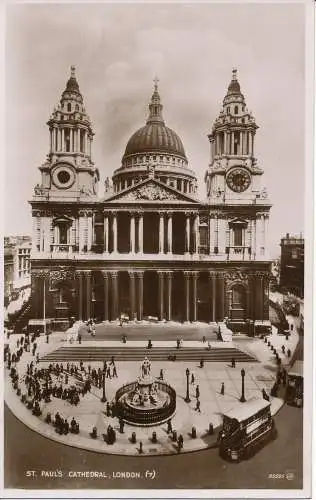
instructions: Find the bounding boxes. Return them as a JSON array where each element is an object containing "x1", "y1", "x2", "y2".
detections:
[
  {"x1": 78, "y1": 333, "x2": 82, "y2": 344},
  {"x1": 231, "y1": 357, "x2": 236, "y2": 368},
  {"x1": 199, "y1": 359, "x2": 204, "y2": 368},
  {"x1": 195, "y1": 385, "x2": 200, "y2": 399},
  {"x1": 195, "y1": 399, "x2": 201, "y2": 412},
  {"x1": 119, "y1": 417, "x2": 124, "y2": 433},
  {"x1": 177, "y1": 434, "x2": 184, "y2": 452},
  {"x1": 281, "y1": 345, "x2": 285, "y2": 354},
  {"x1": 167, "y1": 419, "x2": 172, "y2": 433},
  {"x1": 159, "y1": 368, "x2": 164, "y2": 380},
  {"x1": 287, "y1": 348, "x2": 291, "y2": 358},
  {"x1": 147, "y1": 339, "x2": 153, "y2": 349},
  {"x1": 36, "y1": 353, "x2": 40, "y2": 364},
  {"x1": 202, "y1": 335, "x2": 206, "y2": 343},
  {"x1": 262, "y1": 388, "x2": 269, "y2": 401},
  {"x1": 176, "y1": 339, "x2": 180, "y2": 349},
  {"x1": 190, "y1": 373, "x2": 195, "y2": 385},
  {"x1": 112, "y1": 364, "x2": 118, "y2": 378},
  {"x1": 106, "y1": 366, "x2": 111, "y2": 379},
  {"x1": 220, "y1": 382, "x2": 225, "y2": 395}
]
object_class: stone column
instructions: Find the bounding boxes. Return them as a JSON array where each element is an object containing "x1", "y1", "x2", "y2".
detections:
[
  {"x1": 77, "y1": 272, "x2": 84, "y2": 320},
  {"x1": 130, "y1": 213, "x2": 136, "y2": 254},
  {"x1": 84, "y1": 271, "x2": 91, "y2": 320},
  {"x1": 218, "y1": 272, "x2": 225, "y2": 321},
  {"x1": 61, "y1": 129, "x2": 64, "y2": 152},
  {"x1": 87, "y1": 212, "x2": 93, "y2": 251},
  {"x1": 138, "y1": 212, "x2": 144, "y2": 253},
  {"x1": 210, "y1": 272, "x2": 217, "y2": 322},
  {"x1": 128, "y1": 271, "x2": 136, "y2": 321},
  {"x1": 184, "y1": 271, "x2": 190, "y2": 322},
  {"x1": 223, "y1": 132, "x2": 227, "y2": 155},
  {"x1": 102, "y1": 271, "x2": 109, "y2": 321},
  {"x1": 103, "y1": 213, "x2": 109, "y2": 253},
  {"x1": 159, "y1": 212, "x2": 165, "y2": 254},
  {"x1": 166, "y1": 272, "x2": 172, "y2": 321},
  {"x1": 112, "y1": 212, "x2": 118, "y2": 253},
  {"x1": 256, "y1": 274, "x2": 264, "y2": 320},
  {"x1": 194, "y1": 213, "x2": 199, "y2": 254},
  {"x1": 192, "y1": 272, "x2": 198, "y2": 322},
  {"x1": 136, "y1": 272, "x2": 144, "y2": 320},
  {"x1": 167, "y1": 213, "x2": 173, "y2": 254},
  {"x1": 110, "y1": 271, "x2": 119, "y2": 321},
  {"x1": 185, "y1": 212, "x2": 191, "y2": 254},
  {"x1": 158, "y1": 271, "x2": 164, "y2": 321}
]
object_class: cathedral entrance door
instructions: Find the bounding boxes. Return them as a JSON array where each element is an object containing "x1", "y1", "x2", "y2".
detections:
[
  {"x1": 143, "y1": 271, "x2": 159, "y2": 318},
  {"x1": 230, "y1": 284, "x2": 246, "y2": 320}
]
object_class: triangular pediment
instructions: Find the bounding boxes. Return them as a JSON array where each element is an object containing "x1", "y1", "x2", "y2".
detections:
[{"x1": 104, "y1": 178, "x2": 200, "y2": 204}]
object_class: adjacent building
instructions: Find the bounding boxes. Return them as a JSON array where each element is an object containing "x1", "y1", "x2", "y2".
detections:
[
  {"x1": 29, "y1": 67, "x2": 272, "y2": 333},
  {"x1": 280, "y1": 233, "x2": 304, "y2": 298},
  {"x1": 4, "y1": 236, "x2": 32, "y2": 306}
]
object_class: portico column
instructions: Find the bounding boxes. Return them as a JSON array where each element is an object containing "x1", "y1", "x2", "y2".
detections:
[
  {"x1": 159, "y1": 212, "x2": 165, "y2": 254},
  {"x1": 102, "y1": 271, "x2": 109, "y2": 321},
  {"x1": 129, "y1": 272, "x2": 136, "y2": 320},
  {"x1": 255, "y1": 274, "x2": 264, "y2": 320},
  {"x1": 84, "y1": 271, "x2": 91, "y2": 320},
  {"x1": 192, "y1": 272, "x2": 198, "y2": 322},
  {"x1": 218, "y1": 272, "x2": 226, "y2": 320},
  {"x1": 184, "y1": 271, "x2": 190, "y2": 322},
  {"x1": 87, "y1": 212, "x2": 93, "y2": 251},
  {"x1": 194, "y1": 213, "x2": 199, "y2": 254},
  {"x1": 185, "y1": 212, "x2": 191, "y2": 254},
  {"x1": 61, "y1": 129, "x2": 65, "y2": 152},
  {"x1": 166, "y1": 272, "x2": 172, "y2": 321},
  {"x1": 70, "y1": 128, "x2": 73, "y2": 151},
  {"x1": 167, "y1": 213, "x2": 173, "y2": 254},
  {"x1": 211, "y1": 272, "x2": 217, "y2": 322},
  {"x1": 112, "y1": 212, "x2": 118, "y2": 253},
  {"x1": 104, "y1": 213, "x2": 109, "y2": 253},
  {"x1": 136, "y1": 272, "x2": 144, "y2": 320},
  {"x1": 77, "y1": 272, "x2": 84, "y2": 320},
  {"x1": 138, "y1": 212, "x2": 144, "y2": 253},
  {"x1": 223, "y1": 132, "x2": 227, "y2": 154},
  {"x1": 110, "y1": 271, "x2": 119, "y2": 321},
  {"x1": 158, "y1": 271, "x2": 164, "y2": 321},
  {"x1": 130, "y1": 213, "x2": 136, "y2": 254}
]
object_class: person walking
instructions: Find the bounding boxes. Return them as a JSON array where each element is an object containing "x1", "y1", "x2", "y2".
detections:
[
  {"x1": 195, "y1": 385, "x2": 200, "y2": 399},
  {"x1": 231, "y1": 357, "x2": 236, "y2": 368},
  {"x1": 195, "y1": 399, "x2": 201, "y2": 412},
  {"x1": 220, "y1": 382, "x2": 225, "y2": 395},
  {"x1": 190, "y1": 373, "x2": 195, "y2": 385},
  {"x1": 112, "y1": 364, "x2": 118, "y2": 378},
  {"x1": 167, "y1": 419, "x2": 173, "y2": 433}
]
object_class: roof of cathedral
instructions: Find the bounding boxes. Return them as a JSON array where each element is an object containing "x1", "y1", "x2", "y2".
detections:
[{"x1": 123, "y1": 80, "x2": 187, "y2": 161}]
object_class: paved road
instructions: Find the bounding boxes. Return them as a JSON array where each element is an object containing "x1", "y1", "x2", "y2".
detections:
[{"x1": 4, "y1": 402, "x2": 303, "y2": 490}]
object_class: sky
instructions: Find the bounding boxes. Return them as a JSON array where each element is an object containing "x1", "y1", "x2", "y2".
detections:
[{"x1": 4, "y1": 2, "x2": 307, "y2": 258}]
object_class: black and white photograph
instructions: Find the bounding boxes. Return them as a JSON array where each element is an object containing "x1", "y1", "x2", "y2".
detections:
[{"x1": 2, "y1": 1, "x2": 313, "y2": 497}]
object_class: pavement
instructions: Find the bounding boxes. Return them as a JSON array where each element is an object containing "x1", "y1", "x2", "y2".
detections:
[{"x1": 4, "y1": 320, "x2": 299, "y2": 457}]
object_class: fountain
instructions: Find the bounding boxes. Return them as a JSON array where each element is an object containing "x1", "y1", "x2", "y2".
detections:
[{"x1": 115, "y1": 357, "x2": 176, "y2": 426}]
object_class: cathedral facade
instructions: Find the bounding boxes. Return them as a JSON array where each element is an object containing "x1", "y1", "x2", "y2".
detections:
[{"x1": 30, "y1": 67, "x2": 271, "y2": 334}]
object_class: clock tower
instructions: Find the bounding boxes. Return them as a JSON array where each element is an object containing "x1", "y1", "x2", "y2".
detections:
[
  {"x1": 36, "y1": 66, "x2": 99, "y2": 200},
  {"x1": 205, "y1": 68, "x2": 265, "y2": 204}
]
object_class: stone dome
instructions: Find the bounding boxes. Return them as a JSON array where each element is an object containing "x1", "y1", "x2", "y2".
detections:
[
  {"x1": 123, "y1": 122, "x2": 186, "y2": 160},
  {"x1": 122, "y1": 81, "x2": 187, "y2": 162}
]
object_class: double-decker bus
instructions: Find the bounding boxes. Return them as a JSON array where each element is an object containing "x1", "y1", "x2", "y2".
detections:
[
  {"x1": 286, "y1": 360, "x2": 303, "y2": 407},
  {"x1": 218, "y1": 398, "x2": 277, "y2": 462}
]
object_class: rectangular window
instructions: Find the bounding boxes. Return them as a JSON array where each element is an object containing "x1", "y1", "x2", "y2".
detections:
[
  {"x1": 59, "y1": 225, "x2": 68, "y2": 244},
  {"x1": 234, "y1": 227, "x2": 243, "y2": 246}
]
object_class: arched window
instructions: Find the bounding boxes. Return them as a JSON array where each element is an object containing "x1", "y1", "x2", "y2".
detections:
[
  {"x1": 67, "y1": 103, "x2": 71, "y2": 112},
  {"x1": 227, "y1": 106, "x2": 230, "y2": 114},
  {"x1": 75, "y1": 104, "x2": 79, "y2": 111},
  {"x1": 234, "y1": 105, "x2": 238, "y2": 114}
]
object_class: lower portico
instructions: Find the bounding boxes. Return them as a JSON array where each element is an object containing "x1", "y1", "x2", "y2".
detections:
[{"x1": 38, "y1": 265, "x2": 269, "y2": 327}]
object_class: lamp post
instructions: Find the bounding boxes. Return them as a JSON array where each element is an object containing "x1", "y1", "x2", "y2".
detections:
[
  {"x1": 101, "y1": 371, "x2": 107, "y2": 402},
  {"x1": 185, "y1": 368, "x2": 191, "y2": 403},
  {"x1": 240, "y1": 368, "x2": 246, "y2": 403}
]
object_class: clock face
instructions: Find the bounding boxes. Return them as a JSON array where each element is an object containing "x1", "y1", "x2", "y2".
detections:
[
  {"x1": 52, "y1": 163, "x2": 75, "y2": 189},
  {"x1": 226, "y1": 168, "x2": 251, "y2": 193}
]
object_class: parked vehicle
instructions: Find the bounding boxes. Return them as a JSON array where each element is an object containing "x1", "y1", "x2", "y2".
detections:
[
  {"x1": 286, "y1": 360, "x2": 303, "y2": 407},
  {"x1": 218, "y1": 398, "x2": 277, "y2": 462}
]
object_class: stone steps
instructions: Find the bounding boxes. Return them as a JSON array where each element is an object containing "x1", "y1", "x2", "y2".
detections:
[{"x1": 41, "y1": 346, "x2": 257, "y2": 363}]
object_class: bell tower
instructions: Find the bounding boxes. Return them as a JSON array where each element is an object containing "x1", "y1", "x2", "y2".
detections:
[
  {"x1": 205, "y1": 69, "x2": 267, "y2": 204},
  {"x1": 34, "y1": 66, "x2": 99, "y2": 200}
]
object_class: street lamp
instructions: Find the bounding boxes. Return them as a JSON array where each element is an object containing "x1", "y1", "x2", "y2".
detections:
[
  {"x1": 185, "y1": 368, "x2": 191, "y2": 403},
  {"x1": 101, "y1": 371, "x2": 107, "y2": 402},
  {"x1": 240, "y1": 368, "x2": 246, "y2": 403}
]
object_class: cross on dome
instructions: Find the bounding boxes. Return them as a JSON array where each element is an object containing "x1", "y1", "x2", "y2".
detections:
[
  {"x1": 71, "y1": 65, "x2": 76, "y2": 78},
  {"x1": 153, "y1": 76, "x2": 160, "y2": 91}
]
